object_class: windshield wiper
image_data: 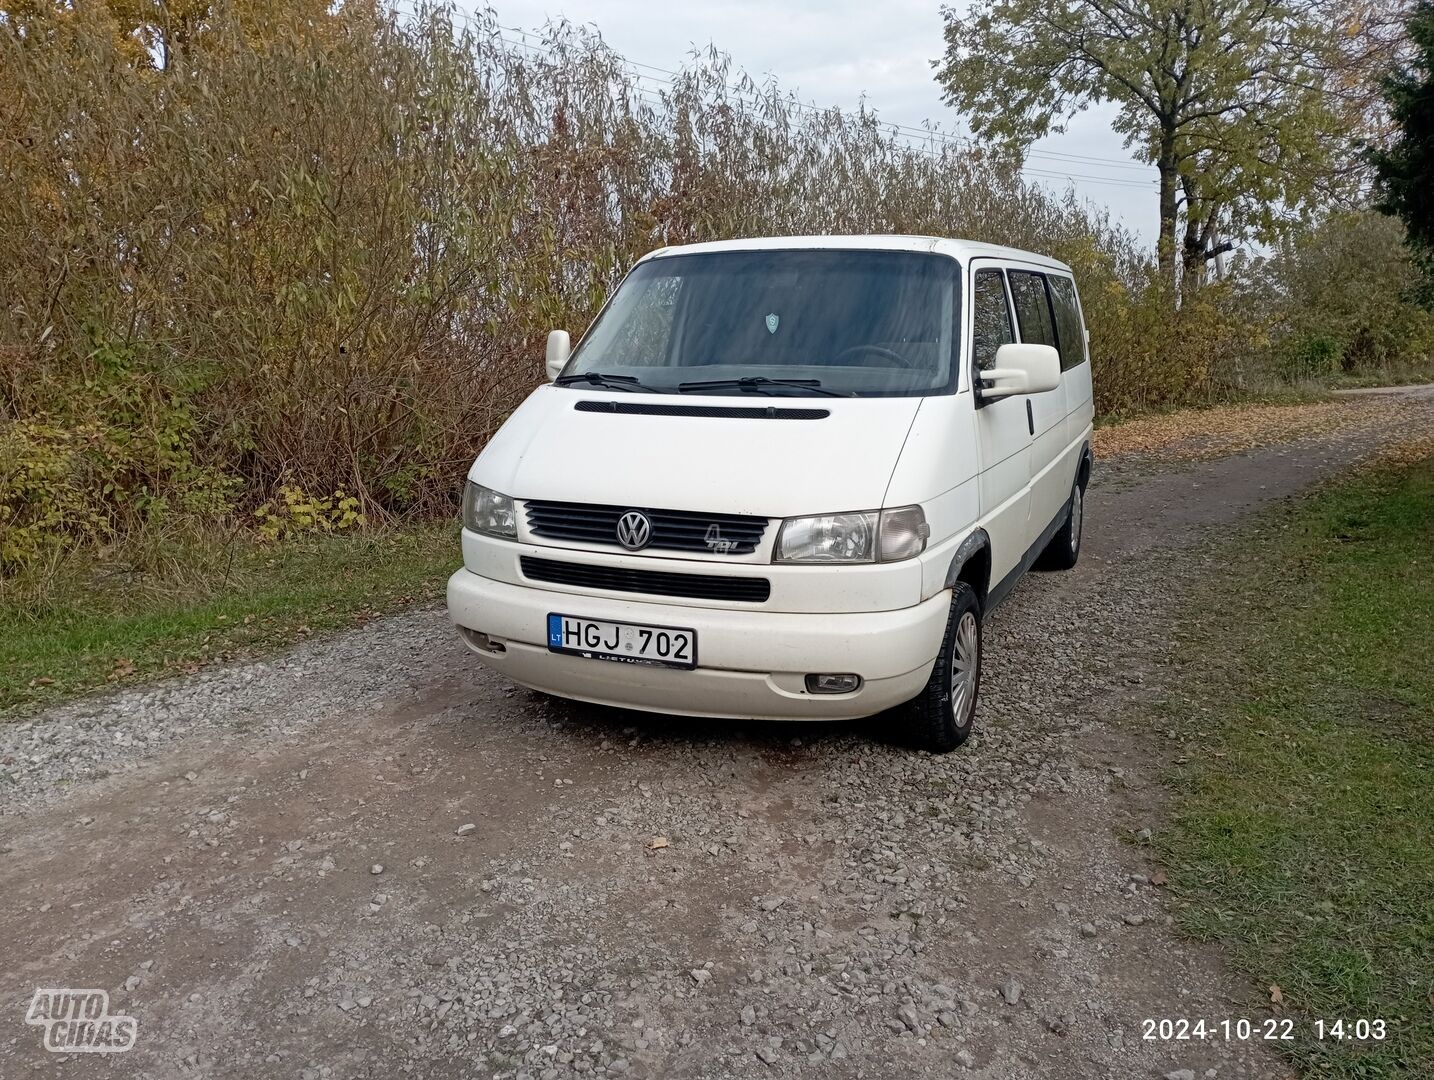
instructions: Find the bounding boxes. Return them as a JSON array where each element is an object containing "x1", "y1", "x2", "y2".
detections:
[
  {"x1": 676, "y1": 377, "x2": 851, "y2": 397},
  {"x1": 554, "y1": 371, "x2": 657, "y2": 393}
]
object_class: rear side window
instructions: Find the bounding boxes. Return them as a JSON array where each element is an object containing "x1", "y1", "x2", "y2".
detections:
[
  {"x1": 972, "y1": 269, "x2": 1015, "y2": 371},
  {"x1": 1008, "y1": 270, "x2": 1057, "y2": 349},
  {"x1": 1047, "y1": 275, "x2": 1087, "y2": 371}
]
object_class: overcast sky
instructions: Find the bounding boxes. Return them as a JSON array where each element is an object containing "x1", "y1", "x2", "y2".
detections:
[{"x1": 456, "y1": 0, "x2": 1162, "y2": 246}]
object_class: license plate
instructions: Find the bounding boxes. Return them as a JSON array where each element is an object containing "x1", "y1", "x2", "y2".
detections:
[{"x1": 547, "y1": 614, "x2": 697, "y2": 669}]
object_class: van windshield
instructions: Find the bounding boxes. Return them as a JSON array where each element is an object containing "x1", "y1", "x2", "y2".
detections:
[{"x1": 562, "y1": 250, "x2": 960, "y2": 397}]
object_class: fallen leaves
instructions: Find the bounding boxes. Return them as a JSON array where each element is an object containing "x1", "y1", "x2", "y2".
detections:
[
  {"x1": 648, "y1": 836, "x2": 670, "y2": 851},
  {"x1": 1094, "y1": 398, "x2": 1427, "y2": 463},
  {"x1": 1269, "y1": 983, "x2": 1284, "y2": 1009},
  {"x1": 1361, "y1": 432, "x2": 1434, "y2": 472}
]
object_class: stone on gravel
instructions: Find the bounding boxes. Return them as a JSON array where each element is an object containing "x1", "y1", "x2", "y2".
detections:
[
  {"x1": 1163, "y1": 1071, "x2": 1197, "y2": 1080},
  {"x1": 896, "y1": 1002, "x2": 921, "y2": 1031},
  {"x1": 455, "y1": 823, "x2": 476, "y2": 836},
  {"x1": 999, "y1": 979, "x2": 1023, "y2": 1005}
]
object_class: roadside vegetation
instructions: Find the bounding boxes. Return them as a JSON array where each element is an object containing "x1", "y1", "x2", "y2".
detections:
[
  {"x1": 3, "y1": 1, "x2": 1433, "y2": 604},
  {"x1": 0, "y1": 524, "x2": 456, "y2": 716},
  {"x1": 1161, "y1": 444, "x2": 1434, "y2": 1079}
]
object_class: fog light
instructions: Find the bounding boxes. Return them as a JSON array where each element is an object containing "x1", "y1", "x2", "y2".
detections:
[
  {"x1": 805, "y1": 673, "x2": 862, "y2": 694},
  {"x1": 460, "y1": 628, "x2": 506, "y2": 655}
]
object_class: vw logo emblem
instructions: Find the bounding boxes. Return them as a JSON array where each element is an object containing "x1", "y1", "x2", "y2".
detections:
[{"x1": 616, "y1": 510, "x2": 652, "y2": 551}]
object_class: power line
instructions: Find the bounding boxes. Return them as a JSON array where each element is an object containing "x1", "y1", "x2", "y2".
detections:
[
  {"x1": 393, "y1": 3, "x2": 1158, "y2": 191},
  {"x1": 486, "y1": 17, "x2": 1157, "y2": 177}
]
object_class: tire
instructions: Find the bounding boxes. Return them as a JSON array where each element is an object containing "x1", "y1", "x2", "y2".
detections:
[
  {"x1": 1035, "y1": 477, "x2": 1084, "y2": 571},
  {"x1": 902, "y1": 581, "x2": 982, "y2": 752}
]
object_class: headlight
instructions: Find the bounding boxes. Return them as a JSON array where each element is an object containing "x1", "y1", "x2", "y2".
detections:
[
  {"x1": 463, "y1": 482, "x2": 517, "y2": 538},
  {"x1": 775, "y1": 506, "x2": 928, "y2": 564},
  {"x1": 775, "y1": 511, "x2": 877, "y2": 563}
]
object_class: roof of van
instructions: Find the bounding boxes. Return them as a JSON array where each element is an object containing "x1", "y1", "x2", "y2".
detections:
[{"x1": 641, "y1": 234, "x2": 1072, "y2": 272}]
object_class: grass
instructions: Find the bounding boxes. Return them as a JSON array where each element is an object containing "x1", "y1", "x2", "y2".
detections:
[
  {"x1": 1322, "y1": 362, "x2": 1434, "y2": 391},
  {"x1": 0, "y1": 522, "x2": 459, "y2": 718},
  {"x1": 1162, "y1": 451, "x2": 1434, "y2": 1078}
]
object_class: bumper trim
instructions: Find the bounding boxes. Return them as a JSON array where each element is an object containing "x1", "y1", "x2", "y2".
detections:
[{"x1": 447, "y1": 569, "x2": 948, "y2": 721}]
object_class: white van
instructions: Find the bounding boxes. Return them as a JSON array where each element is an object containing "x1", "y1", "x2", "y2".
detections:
[{"x1": 447, "y1": 236, "x2": 1093, "y2": 751}]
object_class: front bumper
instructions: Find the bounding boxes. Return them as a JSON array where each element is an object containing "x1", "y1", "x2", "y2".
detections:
[{"x1": 446, "y1": 569, "x2": 949, "y2": 721}]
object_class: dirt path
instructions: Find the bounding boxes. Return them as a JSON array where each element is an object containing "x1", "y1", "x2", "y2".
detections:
[{"x1": 3, "y1": 391, "x2": 1432, "y2": 1080}]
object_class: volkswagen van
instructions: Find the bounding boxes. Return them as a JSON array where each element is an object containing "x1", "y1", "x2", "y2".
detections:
[{"x1": 446, "y1": 236, "x2": 1093, "y2": 750}]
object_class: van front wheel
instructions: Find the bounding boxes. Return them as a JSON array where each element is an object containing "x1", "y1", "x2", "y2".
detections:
[{"x1": 902, "y1": 582, "x2": 982, "y2": 752}]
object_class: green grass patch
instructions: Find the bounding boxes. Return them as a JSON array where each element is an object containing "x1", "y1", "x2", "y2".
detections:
[
  {"x1": 1163, "y1": 454, "x2": 1434, "y2": 1078},
  {"x1": 0, "y1": 523, "x2": 459, "y2": 717},
  {"x1": 1322, "y1": 362, "x2": 1434, "y2": 391}
]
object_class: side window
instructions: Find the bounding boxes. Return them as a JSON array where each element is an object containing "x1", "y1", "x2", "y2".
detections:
[
  {"x1": 1008, "y1": 270, "x2": 1057, "y2": 349},
  {"x1": 972, "y1": 269, "x2": 1015, "y2": 371},
  {"x1": 1047, "y1": 275, "x2": 1087, "y2": 371}
]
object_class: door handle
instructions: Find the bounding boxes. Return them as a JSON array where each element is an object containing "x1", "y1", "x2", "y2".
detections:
[{"x1": 1026, "y1": 400, "x2": 1035, "y2": 436}]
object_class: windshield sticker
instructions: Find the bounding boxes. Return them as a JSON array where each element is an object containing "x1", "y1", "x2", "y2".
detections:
[{"x1": 764, "y1": 313, "x2": 779, "y2": 334}]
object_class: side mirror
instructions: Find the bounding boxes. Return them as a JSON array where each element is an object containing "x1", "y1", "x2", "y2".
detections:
[
  {"x1": 545, "y1": 330, "x2": 571, "y2": 382},
  {"x1": 980, "y1": 343, "x2": 1060, "y2": 398}
]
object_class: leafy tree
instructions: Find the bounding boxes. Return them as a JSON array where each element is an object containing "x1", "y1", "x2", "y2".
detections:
[
  {"x1": 0, "y1": 0, "x2": 339, "y2": 66},
  {"x1": 936, "y1": 0, "x2": 1345, "y2": 283},
  {"x1": 1369, "y1": 1, "x2": 1434, "y2": 306},
  {"x1": 1325, "y1": 0, "x2": 1419, "y2": 148}
]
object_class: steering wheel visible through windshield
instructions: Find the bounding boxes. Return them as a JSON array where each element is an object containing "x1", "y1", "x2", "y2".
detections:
[{"x1": 559, "y1": 249, "x2": 961, "y2": 397}]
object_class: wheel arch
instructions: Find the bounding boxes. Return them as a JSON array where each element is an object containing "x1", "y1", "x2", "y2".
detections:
[{"x1": 943, "y1": 529, "x2": 992, "y2": 609}]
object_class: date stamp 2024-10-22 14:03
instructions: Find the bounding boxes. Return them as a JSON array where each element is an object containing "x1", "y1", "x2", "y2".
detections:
[{"x1": 1142, "y1": 1016, "x2": 1389, "y2": 1045}]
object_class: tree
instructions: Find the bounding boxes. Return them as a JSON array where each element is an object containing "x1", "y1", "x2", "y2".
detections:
[
  {"x1": 1324, "y1": 0, "x2": 1419, "y2": 150},
  {"x1": 0, "y1": 0, "x2": 340, "y2": 67},
  {"x1": 935, "y1": 0, "x2": 1345, "y2": 284},
  {"x1": 1368, "y1": 1, "x2": 1434, "y2": 305}
]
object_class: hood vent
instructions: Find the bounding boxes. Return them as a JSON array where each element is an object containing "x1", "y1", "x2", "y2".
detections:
[{"x1": 574, "y1": 400, "x2": 828, "y2": 420}]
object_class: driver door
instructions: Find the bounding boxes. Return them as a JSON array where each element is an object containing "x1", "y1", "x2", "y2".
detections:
[{"x1": 969, "y1": 263, "x2": 1031, "y2": 587}]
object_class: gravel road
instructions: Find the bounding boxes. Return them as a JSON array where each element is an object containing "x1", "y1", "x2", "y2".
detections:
[{"x1": 3, "y1": 391, "x2": 1432, "y2": 1080}]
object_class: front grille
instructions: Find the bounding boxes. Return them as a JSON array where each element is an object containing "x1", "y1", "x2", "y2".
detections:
[
  {"x1": 520, "y1": 556, "x2": 771, "y2": 603},
  {"x1": 524, "y1": 500, "x2": 769, "y2": 555}
]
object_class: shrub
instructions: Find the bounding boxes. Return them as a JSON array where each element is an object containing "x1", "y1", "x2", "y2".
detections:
[
  {"x1": 0, "y1": 333, "x2": 239, "y2": 570},
  {"x1": 1277, "y1": 333, "x2": 1343, "y2": 382},
  {"x1": 1242, "y1": 211, "x2": 1434, "y2": 380},
  {"x1": 0, "y1": 421, "x2": 113, "y2": 570},
  {"x1": 254, "y1": 485, "x2": 366, "y2": 542}
]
